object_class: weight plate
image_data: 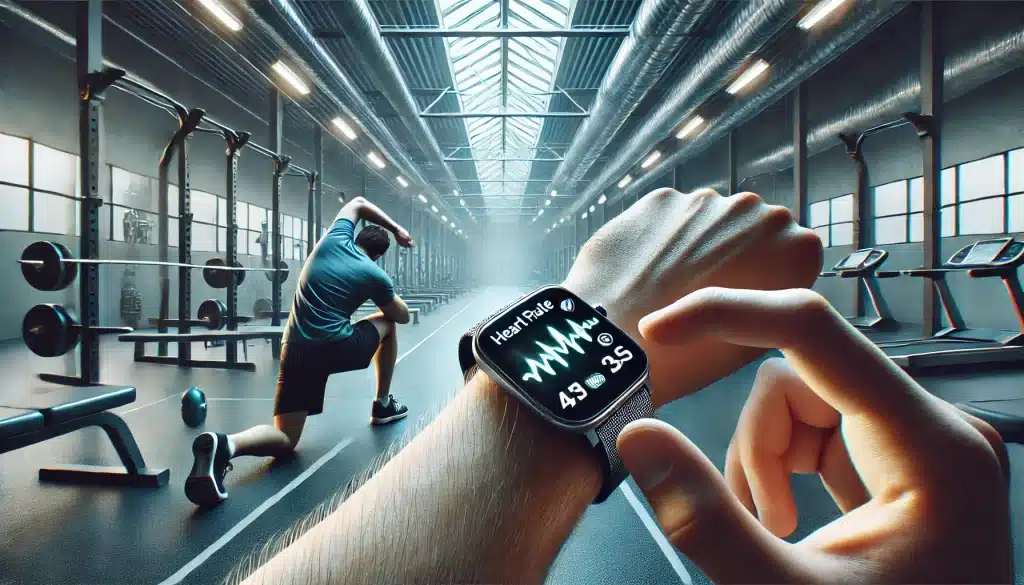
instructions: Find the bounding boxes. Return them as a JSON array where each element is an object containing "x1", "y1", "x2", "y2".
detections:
[
  {"x1": 253, "y1": 297, "x2": 272, "y2": 318},
  {"x1": 23, "y1": 303, "x2": 80, "y2": 357},
  {"x1": 233, "y1": 260, "x2": 246, "y2": 286},
  {"x1": 203, "y1": 258, "x2": 231, "y2": 289},
  {"x1": 22, "y1": 241, "x2": 76, "y2": 292},
  {"x1": 264, "y1": 260, "x2": 290, "y2": 282},
  {"x1": 197, "y1": 298, "x2": 225, "y2": 330}
]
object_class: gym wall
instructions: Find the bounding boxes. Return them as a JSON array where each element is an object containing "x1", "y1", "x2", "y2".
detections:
[
  {"x1": 0, "y1": 7, "x2": 395, "y2": 341},
  {"x1": 649, "y1": 3, "x2": 1024, "y2": 331}
]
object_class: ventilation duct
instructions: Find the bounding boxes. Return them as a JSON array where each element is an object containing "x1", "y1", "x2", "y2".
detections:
[
  {"x1": 606, "y1": 0, "x2": 907, "y2": 205},
  {"x1": 546, "y1": 0, "x2": 718, "y2": 193},
  {"x1": 566, "y1": 0, "x2": 807, "y2": 215}
]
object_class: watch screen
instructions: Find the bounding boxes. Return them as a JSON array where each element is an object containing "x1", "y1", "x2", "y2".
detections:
[{"x1": 477, "y1": 287, "x2": 648, "y2": 425}]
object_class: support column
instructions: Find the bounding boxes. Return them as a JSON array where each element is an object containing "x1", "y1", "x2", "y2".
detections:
[
  {"x1": 76, "y1": 0, "x2": 103, "y2": 384},
  {"x1": 728, "y1": 130, "x2": 738, "y2": 195},
  {"x1": 311, "y1": 125, "x2": 323, "y2": 254},
  {"x1": 269, "y1": 88, "x2": 284, "y2": 356},
  {"x1": 793, "y1": 83, "x2": 808, "y2": 224},
  {"x1": 920, "y1": 2, "x2": 943, "y2": 335}
]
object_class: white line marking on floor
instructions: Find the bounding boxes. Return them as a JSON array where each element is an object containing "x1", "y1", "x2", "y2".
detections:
[
  {"x1": 157, "y1": 298, "x2": 475, "y2": 584},
  {"x1": 155, "y1": 438, "x2": 354, "y2": 585},
  {"x1": 206, "y1": 397, "x2": 275, "y2": 401},
  {"x1": 120, "y1": 392, "x2": 180, "y2": 415},
  {"x1": 620, "y1": 483, "x2": 693, "y2": 585}
]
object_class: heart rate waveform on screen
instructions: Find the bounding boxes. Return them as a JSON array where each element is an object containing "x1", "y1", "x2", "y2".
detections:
[{"x1": 521, "y1": 317, "x2": 600, "y2": 383}]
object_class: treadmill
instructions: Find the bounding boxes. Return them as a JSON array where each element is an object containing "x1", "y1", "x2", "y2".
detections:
[
  {"x1": 884, "y1": 237, "x2": 1024, "y2": 370},
  {"x1": 818, "y1": 248, "x2": 899, "y2": 331}
]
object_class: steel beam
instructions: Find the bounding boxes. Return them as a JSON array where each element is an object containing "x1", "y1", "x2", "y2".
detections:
[
  {"x1": 423, "y1": 112, "x2": 588, "y2": 119},
  {"x1": 920, "y1": 2, "x2": 943, "y2": 335},
  {"x1": 793, "y1": 83, "x2": 808, "y2": 224},
  {"x1": 371, "y1": 27, "x2": 631, "y2": 38}
]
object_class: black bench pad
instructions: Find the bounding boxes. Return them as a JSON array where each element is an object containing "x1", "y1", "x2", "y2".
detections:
[
  {"x1": 0, "y1": 385, "x2": 135, "y2": 425},
  {"x1": 0, "y1": 407, "x2": 45, "y2": 440}
]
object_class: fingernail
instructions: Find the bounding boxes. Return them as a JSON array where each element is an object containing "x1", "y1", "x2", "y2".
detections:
[{"x1": 621, "y1": 434, "x2": 673, "y2": 490}]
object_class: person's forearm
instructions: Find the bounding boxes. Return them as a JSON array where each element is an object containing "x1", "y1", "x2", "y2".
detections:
[
  {"x1": 357, "y1": 199, "x2": 404, "y2": 235},
  {"x1": 244, "y1": 371, "x2": 601, "y2": 585}
]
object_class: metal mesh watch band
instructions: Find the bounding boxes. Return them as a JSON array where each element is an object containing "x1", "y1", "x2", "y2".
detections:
[{"x1": 593, "y1": 385, "x2": 655, "y2": 503}]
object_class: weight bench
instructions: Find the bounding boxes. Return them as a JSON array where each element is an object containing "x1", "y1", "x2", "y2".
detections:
[
  {"x1": 119, "y1": 326, "x2": 284, "y2": 372},
  {"x1": 403, "y1": 293, "x2": 449, "y2": 305},
  {"x1": 0, "y1": 385, "x2": 168, "y2": 487}
]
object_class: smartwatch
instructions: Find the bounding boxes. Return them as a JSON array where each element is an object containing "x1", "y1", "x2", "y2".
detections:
[{"x1": 458, "y1": 285, "x2": 654, "y2": 503}]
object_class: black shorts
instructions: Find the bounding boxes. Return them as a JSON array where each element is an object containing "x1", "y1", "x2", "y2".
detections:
[{"x1": 274, "y1": 320, "x2": 381, "y2": 416}]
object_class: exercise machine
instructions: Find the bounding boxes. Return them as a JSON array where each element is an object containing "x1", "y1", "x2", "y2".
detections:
[
  {"x1": 883, "y1": 237, "x2": 1024, "y2": 370},
  {"x1": 819, "y1": 248, "x2": 899, "y2": 330}
]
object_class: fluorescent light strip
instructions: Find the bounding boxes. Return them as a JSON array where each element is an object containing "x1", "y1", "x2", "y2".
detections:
[
  {"x1": 641, "y1": 151, "x2": 661, "y2": 169},
  {"x1": 396, "y1": 176, "x2": 408, "y2": 188},
  {"x1": 582, "y1": 212, "x2": 588, "y2": 219},
  {"x1": 331, "y1": 117, "x2": 357, "y2": 140},
  {"x1": 441, "y1": 215, "x2": 448, "y2": 222},
  {"x1": 589, "y1": 205, "x2": 595, "y2": 213},
  {"x1": 544, "y1": 199, "x2": 551, "y2": 206},
  {"x1": 798, "y1": 0, "x2": 848, "y2": 30},
  {"x1": 418, "y1": 194, "x2": 428, "y2": 203},
  {"x1": 450, "y1": 222, "x2": 455, "y2": 228},
  {"x1": 199, "y1": 0, "x2": 243, "y2": 32},
  {"x1": 458, "y1": 229, "x2": 463, "y2": 235},
  {"x1": 598, "y1": 194, "x2": 607, "y2": 205},
  {"x1": 271, "y1": 61, "x2": 310, "y2": 96},
  {"x1": 618, "y1": 175, "x2": 632, "y2": 189},
  {"x1": 551, "y1": 190, "x2": 558, "y2": 197},
  {"x1": 367, "y1": 152, "x2": 387, "y2": 169},
  {"x1": 676, "y1": 115, "x2": 705, "y2": 139},
  {"x1": 538, "y1": 209, "x2": 545, "y2": 216},
  {"x1": 431, "y1": 205, "x2": 439, "y2": 213},
  {"x1": 726, "y1": 60, "x2": 769, "y2": 95}
]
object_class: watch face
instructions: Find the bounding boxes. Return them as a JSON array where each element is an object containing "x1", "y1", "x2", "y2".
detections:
[{"x1": 476, "y1": 287, "x2": 648, "y2": 426}]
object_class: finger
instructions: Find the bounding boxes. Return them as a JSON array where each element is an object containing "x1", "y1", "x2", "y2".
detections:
[
  {"x1": 818, "y1": 426, "x2": 870, "y2": 512},
  {"x1": 639, "y1": 288, "x2": 944, "y2": 445},
  {"x1": 724, "y1": 440, "x2": 755, "y2": 515},
  {"x1": 618, "y1": 419, "x2": 800, "y2": 584}
]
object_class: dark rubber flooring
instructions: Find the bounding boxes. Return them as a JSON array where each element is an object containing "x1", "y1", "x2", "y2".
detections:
[{"x1": 0, "y1": 289, "x2": 1021, "y2": 585}]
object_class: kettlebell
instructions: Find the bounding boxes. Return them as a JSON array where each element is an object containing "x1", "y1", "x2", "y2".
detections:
[{"x1": 181, "y1": 386, "x2": 208, "y2": 428}]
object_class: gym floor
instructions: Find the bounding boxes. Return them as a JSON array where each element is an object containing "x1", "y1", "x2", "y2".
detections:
[{"x1": 1, "y1": 288, "x2": 1022, "y2": 585}]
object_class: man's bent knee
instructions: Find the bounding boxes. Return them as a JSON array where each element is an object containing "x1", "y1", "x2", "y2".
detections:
[{"x1": 274, "y1": 412, "x2": 307, "y2": 450}]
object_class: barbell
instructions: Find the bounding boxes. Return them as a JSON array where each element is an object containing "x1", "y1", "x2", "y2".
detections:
[
  {"x1": 23, "y1": 303, "x2": 132, "y2": 357},
  {"x1": 19, "y1": 241, "x2": 289, "y2": 291}
]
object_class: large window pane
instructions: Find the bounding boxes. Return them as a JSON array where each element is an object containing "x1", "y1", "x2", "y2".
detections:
[
  {"x1": 249, "y1": 205, "x2": 266, "y2": 232},
  {"x1": 1010, "y1": 148, "x2": 1024, "y2": 194},
  {"x1": 909, "y1": 177, "x2": 924, "y2": 212},
  {"x1": 0, "y1": 134, "x2": 30, "y2": 185},
  {"x1": 237, "y1": 229, "x2": 248, "y2": 256},
  {"x1": 959, "y1": 155, "x2": 1005, "y2": 201},
  {"x1": 194, "y1": 223, "x2": 217, "y2": 252},
  {"x1": 217, "y1": 197, "x2": 227, "y2": 227},
  {"x1": 1010, "y1": 194, "x2": 1024, "y2": 232},
  {"x1": 813, "y1": 226, "x2": 830, "y2": 247},
  {"x1": 909, "y1": 212, "x2": 924, "y2": 242},
  {"x1": 34, "y1": 192, "x2": 78, "y2": 235},
  {"x1": 169, "y1": 217, "x2": 179, "y2": 248},
  {"x1": 218, "y1": 227, "x2": 227, "y2": 252},
  {"x1": 0, "y1": 185, "x2": 29, "y2": 230},
  {"x1": 33, "y1": 144, "x2": 77, "y2": 196},
  {"x1": 293, "y1": 216, "x2": 302, "y2": 240},
  {"x1": 809, "y1": 200, "x2": 829, "y2": 227},
  {"x1": 941, "y1": 206, "x2": 956, "y2": 237},
  {"x1": 113, "y1": 206, "x2": 158, "y2": 244},
  {"x1": 168, "y1": 184, "x2": 178, "y2": 217},
  {"x1": 832, "y1": 222, "x2": 853, "y2": 246},
  {"x1": 874, "y1": 181, "x2": 907, "y2": 216},
  {"x1": 282, "y1": 214, "x2": 293, "y2": 237},
  {"x1": 192, "y1": 190, "x2": 218, "y2": 224},
  {"x1": 959, "y1": 198, "x2": 1004, "y2": 235},
  {"x1": 236, "y1": 201, "x2": 248, "y2": 230},
  {"x1": 941, "y1": 167, "x2": 956, "y2": 206},
  {"x1": 831, "y1": 195, "x2": 853, "y2": 222},
  {"x1": 874, "y1": 215, "x2": 907, "y2": 245}
]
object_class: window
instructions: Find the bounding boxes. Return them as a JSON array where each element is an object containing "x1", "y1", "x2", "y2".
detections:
[
  {"x1": 32, "y1": 144, "x2": 80, "y2": 236},
  {"x1": 1010, "y1": 148, "x2": 1024, "y2": 194},
  {"x1": 809, "y1": 194, "x2": 853, "y2": 248},
  {"x1": 35, "y1": 193, "x2": 79, "y2": 236},
  {"x1": 873, "y1": 180, "x2": 920, "y2": 245},
  {"x1": 0, "y1": 133, "x2": 30, "y2": 230},
  {"x1": 947, "y1": 153, "x2": 1008, "y2": 236}
]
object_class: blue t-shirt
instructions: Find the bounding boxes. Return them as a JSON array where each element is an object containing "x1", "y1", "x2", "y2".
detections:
[{"x1": 283, "y1": 219, "x2": 395, "y2": 344}]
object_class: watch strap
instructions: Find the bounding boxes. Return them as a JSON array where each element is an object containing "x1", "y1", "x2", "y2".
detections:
[{"x1": 593, "y1": 385, "x2": 655, "y2": 503}]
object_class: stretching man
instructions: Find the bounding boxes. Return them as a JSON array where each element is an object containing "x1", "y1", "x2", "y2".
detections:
[{"x1": 186, "y1": 196, "x2": 415, "y2": 507}]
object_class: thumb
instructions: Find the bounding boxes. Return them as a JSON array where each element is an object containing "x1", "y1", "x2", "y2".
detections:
[{"x1": 618, "y1": 419, "x2": 800, "y2": 584}]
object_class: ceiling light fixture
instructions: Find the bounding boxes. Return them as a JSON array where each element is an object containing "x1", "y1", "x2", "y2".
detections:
[
  {"x1": 441, "y1": 215, "x2": 448, "y2": 222},
  {"x1": 618, "y1": 175, "x2": 632, "y2": 189},
  {"x1": 598, "y1": 194, "x2": 607, "y2": 205},
  {"x1": 367, "y1": 152, "x2": 387, "y2": 169},
  {"x1": 271, "y1": 61, "x2": 310, "y2": 96},
  {"x1": 798, "y1": 0, "x2": 848, "y2": 30},
  {"x1": 199, "y1": 0, "x2": 243, "y2": 32},
  {"x1": 418, "y1": 194, "x2": 428, "y2": 203},
  {"x1": 331, "y1": 117, "x2": 357, "y2": 140},
  {"x1": 450, "y1": 222, "x2": 455, "y2": 228},
  {"x1": 676, "y1": 115, "x2": 705, "y2": 139},
  {"x1": 726, "y1": 59, "x2": 770, "y2": 95},
  {"x1": 544, "y1": 199, "x2": 551, "y2": 206},
  {"x1": 589, "y1": 205, "x2": 595, "y2": 213},
  {"x1": 537, "y1": 209, "x2": 544, "y2": 216},
  {"x1": 582, "y1": 212, "x2": 588, "y2": 219},
  {"x1": 396, "y1": 176, "x2": 408, "y2": 188},
  {"x1": 641, "y1": 151, "x2": 661, "y2": 169},
  {"x1": 460, "y1": 199, "x2": 466, "y2": 206},
  {"x1": 431, "y1": 205, "x2": 439, "y2": 213},
  {"x1": 550, "y1": 189, "x2": 557, "y2": 197}
]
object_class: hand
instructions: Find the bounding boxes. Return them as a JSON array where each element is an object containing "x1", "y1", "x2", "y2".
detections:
[
  {"x1": 617, "y1": 287, "x2": 1010, "y2": 584},
  {"x1": 395, "y1": 228, "x2": 415, "y2": 248},
  {"x1": 562, "y1": 188, "x2": 821, "y2": 405}
]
